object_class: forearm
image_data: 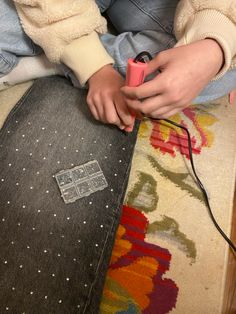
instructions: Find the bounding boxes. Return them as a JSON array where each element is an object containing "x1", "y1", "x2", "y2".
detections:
[{"x1": 174, "y1": 0, "x2": 236, "y2": 79}]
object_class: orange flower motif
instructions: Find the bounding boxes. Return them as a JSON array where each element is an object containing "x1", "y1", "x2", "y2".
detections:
[{"x1": 100, "y1": 206, "x2": 178, "y2": 314}]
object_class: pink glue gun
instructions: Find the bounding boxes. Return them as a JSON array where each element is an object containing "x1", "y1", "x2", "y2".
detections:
[
  {"x1": 125, "y1": 52, "x2": 151, "y2": 132},
  {"x1": 126, "y1": 58, "x2": 148, "y2": 87}
]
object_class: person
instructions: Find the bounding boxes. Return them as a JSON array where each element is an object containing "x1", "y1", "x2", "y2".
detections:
[
  {"x1": 0, "y1": 1, "x2": 236, "y2": 313},
  {"x1": 1, "y1": 0, "x2": 236, "y2": 128}
]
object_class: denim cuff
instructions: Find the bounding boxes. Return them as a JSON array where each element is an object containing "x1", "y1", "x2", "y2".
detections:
[{"x1": 0, "y1": 53, "x2": 18, "y2": 77}]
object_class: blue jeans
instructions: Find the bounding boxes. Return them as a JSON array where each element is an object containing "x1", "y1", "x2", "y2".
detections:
[
  {"x1": 1, "y1": 0, "x2": 236, "y2": 103},
  {"x1": 0, "y1": 0, "x2": 42, "y2": 76}
]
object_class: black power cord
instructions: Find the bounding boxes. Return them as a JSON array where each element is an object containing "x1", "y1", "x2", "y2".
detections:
[
  {"x1": 134, "y1": 51, "x2": 236, "y2": 254},
  {"x1": 156, "y1": 118, "x2": 236, "y2": 254}
]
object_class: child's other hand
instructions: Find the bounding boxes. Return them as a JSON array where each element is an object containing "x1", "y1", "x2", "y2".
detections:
[
  {"x1": 121, "y1": 39, "x2": 224, "y2": 119},
  {"x1": 87, "y1": 65, "x2": 135, "y2": 131}
]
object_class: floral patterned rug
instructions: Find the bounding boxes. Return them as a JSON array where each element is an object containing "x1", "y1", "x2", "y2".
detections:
[{"x1": 100, "y1": 97, "x2": 236, "y2": 313}]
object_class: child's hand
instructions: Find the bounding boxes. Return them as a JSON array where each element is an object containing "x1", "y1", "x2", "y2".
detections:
[
  {"x1": 121, "y1": 39, "x2": 224, "y2": 119},
  {"x1": 87, "y1": 65, "x2": 135, "y2": 131}
]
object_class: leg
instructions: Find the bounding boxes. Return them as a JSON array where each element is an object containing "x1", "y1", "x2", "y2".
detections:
[
  {"x1": 0, "y1": 76, "x2": 139, "y2": 313},
  {"x1": 0, "y1": 55, "x2": 61, "y2": 90},
  {"x1": 0, "y1": 0, "x2": 41, "y2": 76},
  {"x1": 95, "y1": 0, "x2": 117, "y2": 13},
  {"x1": 0, "y1": 0, "x2": 60, "y2": 89},
  {"x1": 193, "y1": 69, "x2": 236, "y2": 103},
  {"x1": 98, "y1": 0, "x2": 178, "y2": 76},
  {"x1": 106, "y1": 0, "x2": 178, "y2": 33}
]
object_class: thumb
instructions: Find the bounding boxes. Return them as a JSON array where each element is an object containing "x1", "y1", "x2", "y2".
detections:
[{"x1": 145, "y1": 54, "x2": 164, "y2": 76}]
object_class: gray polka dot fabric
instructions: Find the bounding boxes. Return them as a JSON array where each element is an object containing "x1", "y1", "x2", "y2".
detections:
[{"x1": 0, "y1": 77, "x2": 139, "y2": 314}]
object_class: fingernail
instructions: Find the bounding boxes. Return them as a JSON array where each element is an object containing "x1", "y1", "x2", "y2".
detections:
[{"x1": 124, "y1": 126, "x2": 133, "y2": 132}]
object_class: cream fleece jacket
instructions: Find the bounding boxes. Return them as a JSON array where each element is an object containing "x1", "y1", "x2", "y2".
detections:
[{"x1": 14, "y1": 0, "x2": 236, "y2": 84}]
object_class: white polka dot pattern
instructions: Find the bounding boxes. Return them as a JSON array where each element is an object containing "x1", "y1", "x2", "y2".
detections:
[{"x1": 0, "y1": 77, "x2": 138, "y2": 313}]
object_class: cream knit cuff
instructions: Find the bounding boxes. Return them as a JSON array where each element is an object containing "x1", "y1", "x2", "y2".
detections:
[{"x1": 61, "y1": 32, "x2": 114, "y2": 86}]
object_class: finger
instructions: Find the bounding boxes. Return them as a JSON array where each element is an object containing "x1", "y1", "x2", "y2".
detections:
[
  {"x1": 103, "y1": 99, "x2": 124, "y2": 128},
  {"x1": 90, "y1": 105, "x2": 100, "y2": 121},
  {"x1": 125, "y1": 93, "x2": 168, "y2": 116},
  {"x1": 86, "y1": 96, "x2": 99, "y2": 120},
  {"x1": 158, "y1": 108, "x2": 181, "y2": 119},
  {"x1": 145, "y1": 54, "x2": 163, "y2": 76},
  {"x1": 155, "y1": 103, "x2": 191, "y2": 120},
  {"x1": 229, "y1": 91, "x2": 235, "y2": 104},
  {"x1": 121, "y1": 73, "x2": 165, "y2": 99},
  {"x1": 149, "y1": 106, "x2": 181, "y2": 120},
  {"x1": 92, "y1": 94, "x2": 106, "y2": 123},
  {"x1": 124, "y1": 125, "x2": 134, "y2": 133},
  {"x1": 115, "y1": 95, "x2": 135, "y2": 127},
  {"x1": 146, "y1": 55, "x2": 161, "y2": 75},
  {"x1": 125, "y1": 98, "x2": 143, "y2": 114},
  {"x1": 136, "y1": 94, "x2": 170, "y2": 116},
  {"x1": 127, "y1": 99, "x2": 144, "y2": 120}
]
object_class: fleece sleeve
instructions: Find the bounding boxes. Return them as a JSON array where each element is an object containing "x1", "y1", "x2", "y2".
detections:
[{"x1": 14, "y1": 0, "x2": 114, "y2": 85}]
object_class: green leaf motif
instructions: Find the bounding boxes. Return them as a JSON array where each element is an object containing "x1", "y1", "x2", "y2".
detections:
[
  {"x1": 125, "y1": 172, "x2": 158, "y2": 213},
  {"x1": 147, "y1": 155, "x2": 204, "y2": 203},
  {"x1": 148, "y1": 216, "x2": 197, "y2": 262}
]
